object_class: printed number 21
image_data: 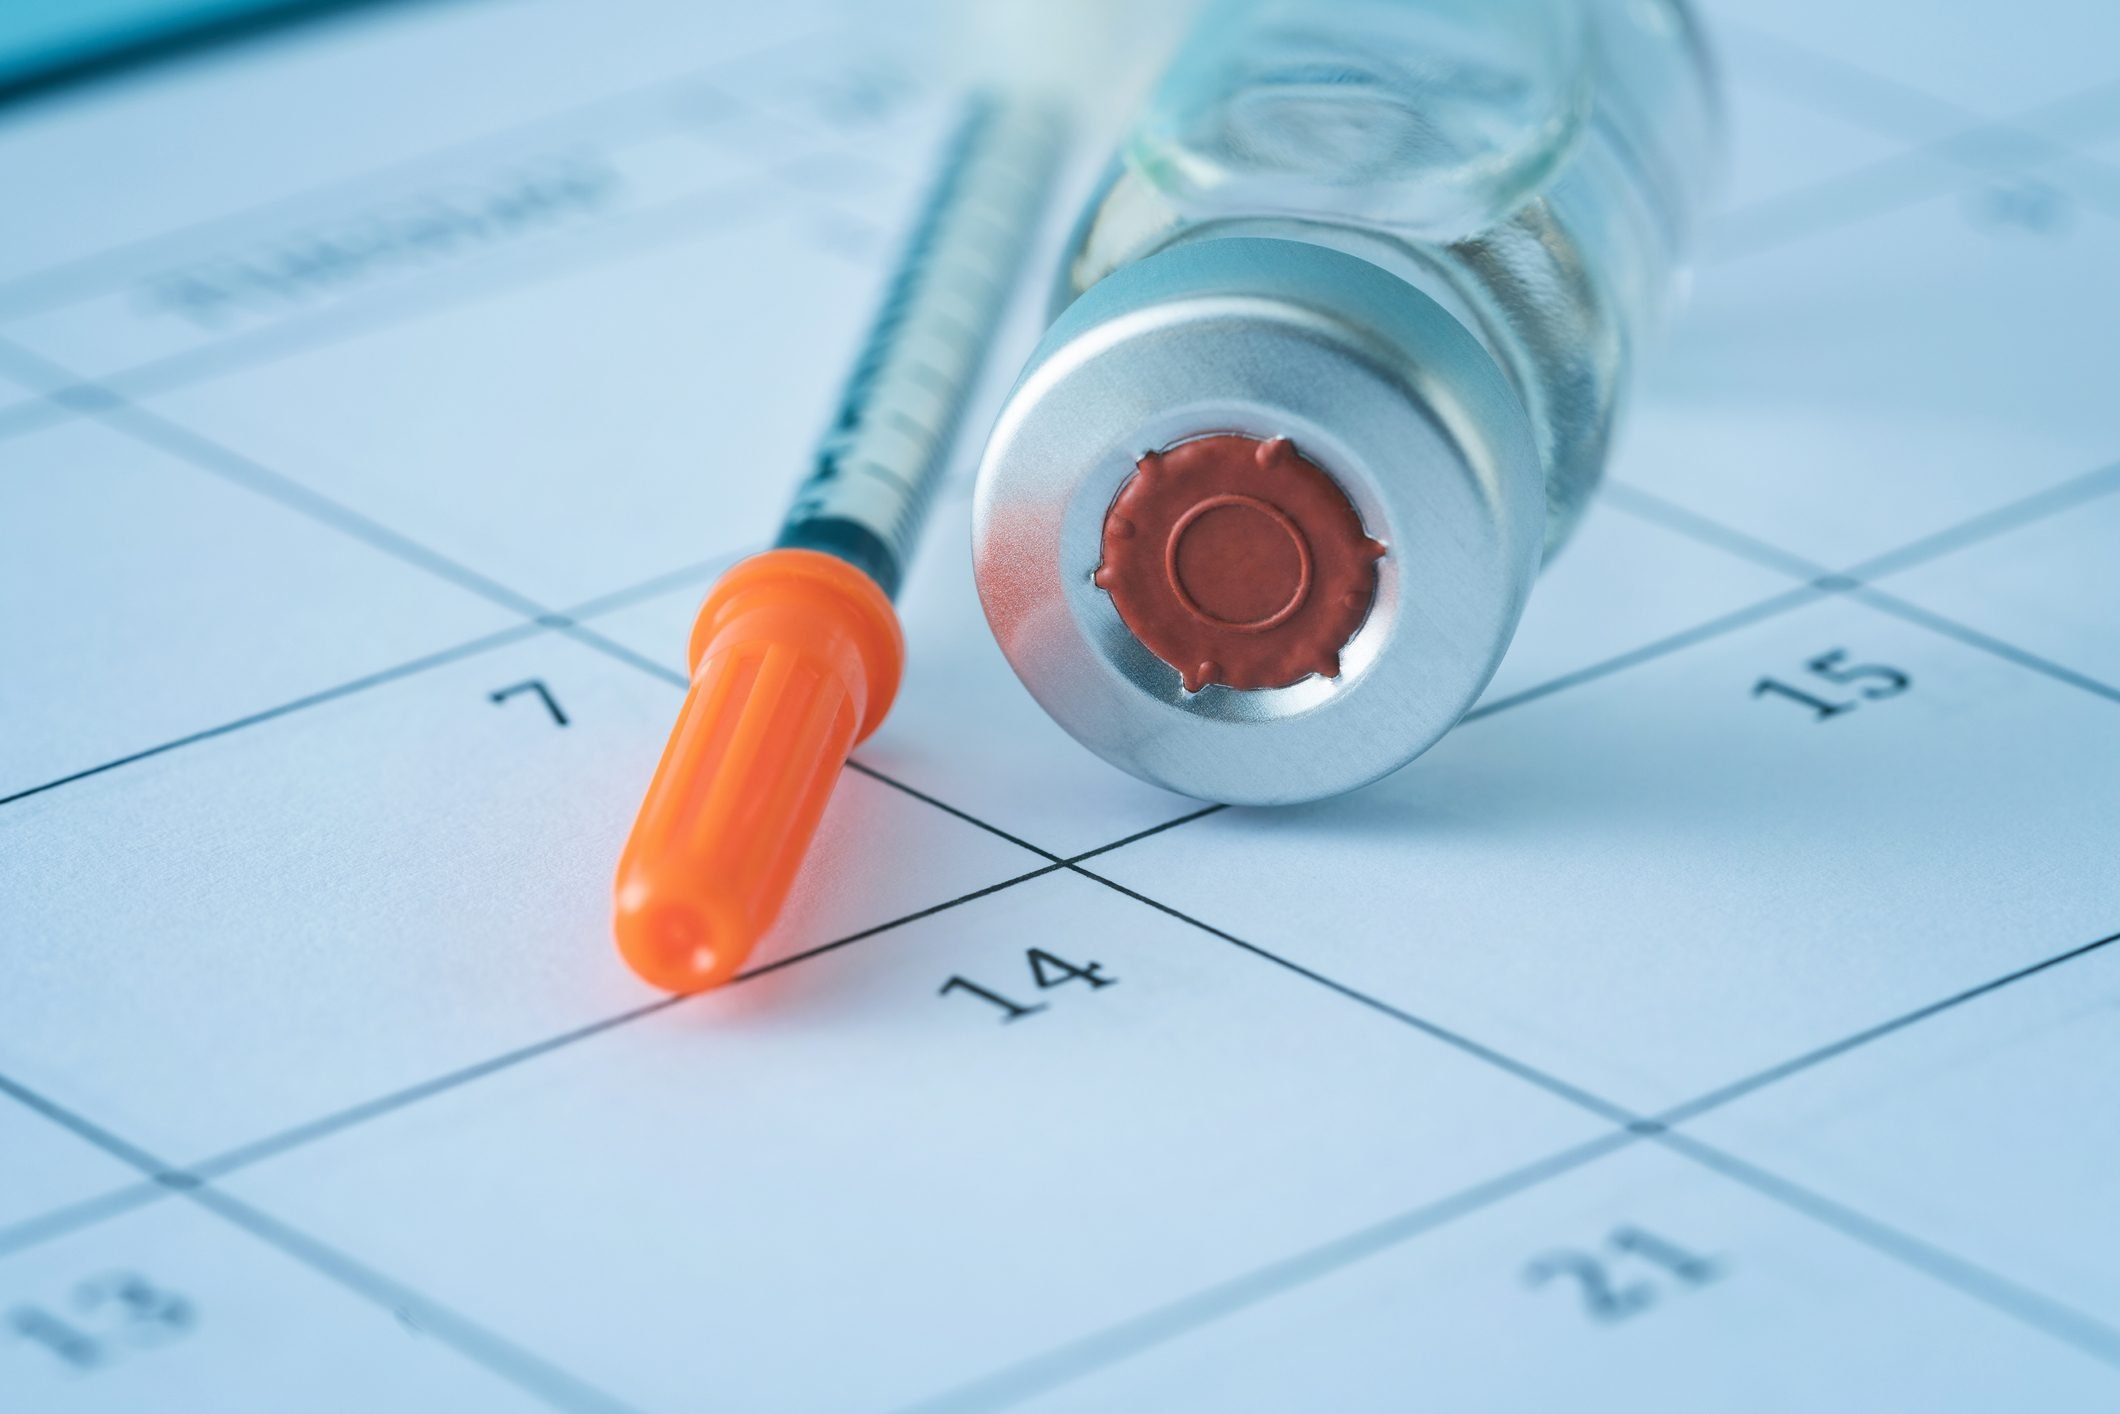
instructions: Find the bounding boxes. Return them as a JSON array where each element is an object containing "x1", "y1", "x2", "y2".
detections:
[
  {"x1": 1754, "y1": 648, "x2": 1909, "y2": 721},
  {"x1": 1525, "y1": 1225, "x2": 1723, "y2": 1324}
]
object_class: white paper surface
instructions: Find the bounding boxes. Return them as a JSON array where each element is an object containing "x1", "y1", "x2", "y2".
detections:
[{"x1": 3, "y1": 1, "x2": 2118, "y2": 1409}]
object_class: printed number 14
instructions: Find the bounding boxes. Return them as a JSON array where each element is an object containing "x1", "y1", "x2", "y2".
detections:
[{"x1": 941, "y1": 949, "x2": 1116, "y2": 1022}]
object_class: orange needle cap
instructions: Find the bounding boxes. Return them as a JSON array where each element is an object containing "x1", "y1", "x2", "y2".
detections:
[{"x1": 614, "y1": 549, "x2": 904, "y2": 992}]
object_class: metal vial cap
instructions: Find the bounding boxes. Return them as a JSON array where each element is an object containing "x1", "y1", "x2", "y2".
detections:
[{"x1": 973, "y1": 237, "x2": 1543, "y2": 805}]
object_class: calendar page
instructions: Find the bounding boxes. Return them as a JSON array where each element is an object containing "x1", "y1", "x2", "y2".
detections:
[{"x1": 3, "y1": 1, "x2": 2118, "y2": 1409}]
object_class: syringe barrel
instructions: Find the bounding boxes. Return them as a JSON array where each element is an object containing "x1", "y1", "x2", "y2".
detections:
[
  {"x1": 777, "y1": 97, "x2": 1061, "y2": 599},
  {"x1": 974, "y1": 0, "x2": 1719, "y2": 804}
]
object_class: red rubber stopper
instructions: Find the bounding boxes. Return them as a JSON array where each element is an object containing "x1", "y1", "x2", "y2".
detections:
[{"x1": 1092, "y1": 435, "x2": 1386, "y2": 692}]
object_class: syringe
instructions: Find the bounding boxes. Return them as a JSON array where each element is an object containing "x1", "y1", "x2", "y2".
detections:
[
  {"x1": 614, "y1": 96, "x2": 1060, "y2": 993},
  {"x1": 776, "y1": 96, "x2": 1058, "y2": 596}
]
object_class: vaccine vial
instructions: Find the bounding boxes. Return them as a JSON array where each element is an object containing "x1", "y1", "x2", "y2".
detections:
[{"x1": 973, "y1": 0, "x2": 1720, "y2": 804}]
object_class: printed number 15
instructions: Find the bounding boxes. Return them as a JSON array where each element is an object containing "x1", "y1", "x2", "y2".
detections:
[{"x1": 1754, "y1": 648, "x2": 1909, "y2": 721}]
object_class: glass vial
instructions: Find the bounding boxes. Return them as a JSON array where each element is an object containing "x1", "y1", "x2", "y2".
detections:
[{"x1": 974, "y1": 0, "x2": 1720, "y2": 804}]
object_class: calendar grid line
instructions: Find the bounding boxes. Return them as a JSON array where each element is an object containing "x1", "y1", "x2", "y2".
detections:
[
  {"x1": 5, "y1": 422, "x2": 2107, "y2": 854},
  {"x1": 1653, "y1": 926, "x2": 2120, "y2": 1128},
  {"x1": 0, "y1": 1072, "x2": 636, "y2": 1413},
  {"x1": 978, "y1": 430, "x2": 2120, "y2": 1381},
  {"x1": 1047, "y1": 703, "x2": 2120, "y2": 1365},
  {"x1": 0, "y1": 808, "x2": 1219, "y2": 1261},
  {"x1": 1029, "y1": 480, "x2": 2120, "y2": 1375},
  {"x1": 1726, "y1": 15, "x2": 2120, "y2": 160},
  {"x1": 1598, "y1": 478, "x2": 2120, "y2": 710},
  {"x1": 24, "y1": 511, "x2": 2109, "y2": 1298},
  {"x1": 1657, "y1": 1131, "x2": 2120, "y2": 1367},
  {"x1": 76, "y1": 168, "x2": 798, "y2": 417},
  {"x1": 0, "y1": 4, "x2": 2059, "y2": 327},
  {"x1": 0, "y1": 1073, "x2": 180, "y2": 1184},
  {"x1": 846, "y1": 760, "x2": 1067, "y2": 864},
  {"x1": 0, "y1": 139, "x2": 881, "y2": 449},
  {"x1": 1461, "y1": 582, "x2": 1831, "y2": 723},
  {"x1": 48, "y1": 378, "x2": 552, "y2": 619},
  {"x1": 1706, "y1": 129, "x2": 2062, "y2": 264},
  {"x1": 185, "y1": 1187, "x2": 631, "y2": 1407},
  {"x1": 1610, "y1": 455, "x2": 2120, "y2": 587},
  {"x1": 3, "y1": 43, "x2": 2115, "y2": 462},
  {"x1": 0, "y1": 11, "x2": 903, "y2": 332},
  {"x1": 1005, "y1": 487, "x2": 2120, "y2": 1383},
  {"x1": 184, "y1": 989, "x2": 686, "y2": 1182},
  {"x1": 1600, "y1": 481, "x2": 1836, "y2": 579},
  {"x1": 912, "y1": 929, "x2": 2120, "y2": 1414},
  {"x1": 1069, "y1": 877, "x2": 2120, "y2": 1152},
  {"x1": 1718, "y1": 17, "x2": 1980, "y2": 139},
  {"x1": 0, "y1": 621, "x2": 545, "y2": 808},
  {"x1": 0, "y1": 341, "x2": 2103, "y2": 1217},
  {"x1": 1854, "y1": 586, "x2": 2120, "y2": 706},
  {"x1": 182, "y1": 1186, "x2": 641, "y2": 1414},
  {"x1": 0, "y1": 571, "x2": 709, "y2": 810},
  {"x1": 0, "y1": 6, "x2": 2106, "y2": 461},
  {"x1": 1702, "y1": 29, "x2": 2120, "y2": 262},
  {"x1": 551, "y1": 620, "x2": 692, "y2": 690},
  {"x1": 4, "y1": 851, "x2": 1637, "y2": 1264},
  {"x1": 1064, "y1": 804, "x2": 1229, "y2": 865},
  {"x1": 0, "y1": 864, "x2": 1071, "y2": 1262},
  {"x1": 936, "y1": 1110, "x2": 2120, "y2": 1414},
  {"x1": 897, "y1": 874, "x2": 2120, "y2": 1405},
  {"x1": 0, "y1": 30, "x2": 834, "y2": 321},
  {"x1": 733, "y1": 863, "x2": 1071, "y2": 983},
  {"x1": 5, "y1": 571, "x2": 1790, "y2": 820},
  {"x1": 8, "y1": 797, "x2": 2118, "y2": 1400},
  {"x1": 0, "y1": 390, "x2": 70, "y2": 442},
  {"x1": 557, "y1": 554, "x2": 730, "y2": 621},
  {"x1": 0, "y1": 791, "x2": 1664, "y2": 1287},
  {"x1": 17, "y1": 306, "x2": 2074, "y2": 953},
  {"x1": 1846, "y1": 458, "x2": 2120, "y2": 581},
  {"x1": 894, "y1": 1129, "x2": 1648, "y2": 1414},
  {"x1": 0, "y1": 1178, "x2": 168, "y2": 1263},
  {"x1": 1066, "y1": 863, "x2": 1648, "y2": 1127}
]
